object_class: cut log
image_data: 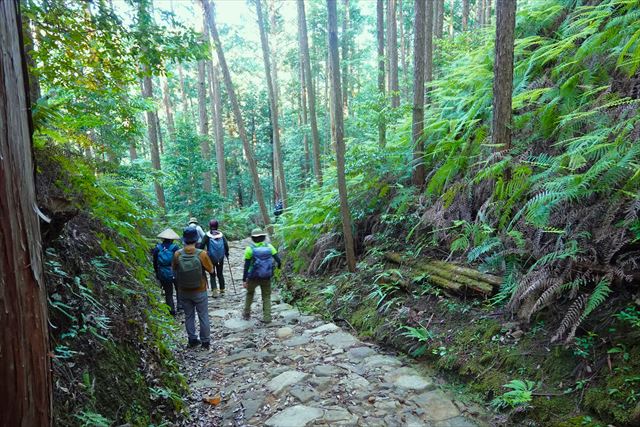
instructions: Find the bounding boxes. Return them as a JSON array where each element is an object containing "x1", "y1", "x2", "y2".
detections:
[
  {"x1": 423, "y1": 273, "x2": 465, "y2": 292},
  {"x1": 384, "y1": 252, "x2": 406, "y2": 264},
  {"x1": 421, "y1": 263, "x2": 494, "y2": 295},
  {"x1": 430, "y1": 260, "x2": 503, "y2": 286}
]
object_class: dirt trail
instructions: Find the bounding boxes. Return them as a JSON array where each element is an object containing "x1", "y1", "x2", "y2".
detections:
[{"x1": 175, "y1": 240, "x2": 487, "y2": 426}]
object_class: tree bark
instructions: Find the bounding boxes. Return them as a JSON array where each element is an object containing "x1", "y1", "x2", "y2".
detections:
[
  {"x1": 449, "y1": 0, "x2": 455, "y2": 37},
  {"x1": 202, "y1": 0, "x2": 270, "y2": 227},
  {"x1": 398, "y1": 0, "x2": 407, "y2": 99},
  {"x1": 297, "y1": 0, "x2": 323, "y2": 185},
  {"x1": 376, "y1": 0, "x2": 386, "y2": 147},
  {"x1": 299, "y1": 58, "x2": 310, "y2": 179},
  {"x1": 256, "y1": 0, "x2": 287, "y2": 207},
  {"x1": 436, "y1": 0, "x2": 444, "y2": 38},
  {"x1": 129, "y1": 143, "x2": 138, "y2": 161},
  {"x1": 162, "y1": 76, "x2": 175, "y2": 141},
  {"x1": 477, "y1": 0, "x2": 485, "y2": 27},
  {"x1": 424, "y1": 0, "x2": 434, "y2": 101},
  {"x1": 206, "y1": 61, "x2": 227, "y2": 198},
  {"x1": 177, "y1": 63, "x2": 193, "y2": 121},
  {"x1": 341, "y1": 0, "x2": 350, "y2": 115},
  {"x1": 462, "y1": 0, "x2": 469, "y2": 30},
  {"x1": 491, "y1": 0, "x2": 516, "y2": 151},
  {"x1": 327, "y1": 0, "x2": 356, "y2": 273},
  {"x1": 197, "y1": 59, "x2": 212, "y2": 193},
  {"x1": 486, "y1": 0, "x2": 492, "y2": 26},
  {"x1": 386, "y1": 0, "x2": 399, "y2": 107},
  {"x1": 411, "y1": 0, "x2": 426, "y2": 187},
  {"x1": 0, "y1": 1, "x2": 52, "y2": 425},
  {"x1": 141, "y1": 71, "x2": 166, "y2": 209},
  {"x1": 22, "y1": 15, "x2": 41, "y2": 105}
]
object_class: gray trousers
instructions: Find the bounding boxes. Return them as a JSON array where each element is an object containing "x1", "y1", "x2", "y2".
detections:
[{"x1": 180, "y1": 291, "x2": 210, "y2": 343}]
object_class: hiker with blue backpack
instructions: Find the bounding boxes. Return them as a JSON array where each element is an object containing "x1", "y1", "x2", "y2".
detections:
[
  {"x1": 242, "y1": 228, "x2": 281, "y2": 323},
  {"x1": 152, "y1": 228, "x2": 181, "y2": 316},
  {"x1": 199, "y1": 219, "x2": 229, "y2": 297}
]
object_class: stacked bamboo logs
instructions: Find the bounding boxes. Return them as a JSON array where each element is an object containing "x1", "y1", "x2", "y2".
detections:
[{"x1": 384, "y1": 252, "x2": 502, "y2": 297}]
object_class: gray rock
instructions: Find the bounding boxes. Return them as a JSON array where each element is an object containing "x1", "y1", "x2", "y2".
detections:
[
  {"x1": 304, "y1": 323, "x2": 340, "y2": 335},
  {"x1": 324, "y1": 331, "x2": 358, "y2": 349},
  {"x1": 393, "y1": 374, "x2": 434, "y2": 391},
  {"x1": 403, "y1": 412, "x2": 430, "y2": 427},
  {"x1": 362, "y1": 354, "x2": 403, "y2": 368},
  {"x1": 267, "y1": 370, "x2": 309, "y2": 395},
  {"x1": 374, "y1": 399, "x2": 398, "y2": 411},
  {"x1": 191, "y1": 379, "x2": 217, "y2": 389},
  {"x1": 347, "y1": 346, "x2": 377, "y2": 361},
  {"x1": 299, "y1": 315, "x2": 316, "y2": 323},
  {"x1": 313, "y1": 364, "x2": 342, "y2": 377},
  {"x1": 309, "y1": 375, "x2": 333, "y2": 392},
  {"x1": 264, "y1": 405, "x2": 324, "y2": 427},
  {"x1": 283, "y1": 335, "x2": 311, "y2": 347},
  {"x1": 272, "y1": 303, "x2": 294, "y2": 312},
  {"x1": 339, "y1": 373, "x2": 370, "y2": 390},
  {"x1": 434, "y1": 417, "x2": 478, "y2": 427},
  {"x1": 241, "y1": 391, "x2": 265, "y2": 420},
  {"x1": 323, "y1": 408, "x2": 358, "y2": 424},
  {"x1": 224, "y1": 317, "x2": 255, "y2": 331},
  {"x1": 412, "y1": 391, "x2": 461, "y2": 421},
  {"x1": 210, "y1": 308, "x2": 236, "y2": 318},
  {"x1": 276, "y1": 327, "x2": 294, "y2": 339},
  {"x1": 290, "y1": 385, "x2": 316, "y2": 403},
  {"x1": 223, "y1": 350, "x2": 254, "y2": 363},
  {"x1": 280, "y1": 309, "x2": 301, "y2": 323}
]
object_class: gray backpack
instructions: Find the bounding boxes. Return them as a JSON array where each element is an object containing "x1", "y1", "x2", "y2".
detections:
[{"x1": 176, "y1": 249, "x2": 203, "y2": 289}]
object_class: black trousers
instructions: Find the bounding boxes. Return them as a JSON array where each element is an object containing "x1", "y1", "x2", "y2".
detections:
[
  {"x1": 209, "y1": 261, "x2": 225, "y2": 290},
  {"x1": 160, "y1": 279, "x2": 177, "y2": 314}
]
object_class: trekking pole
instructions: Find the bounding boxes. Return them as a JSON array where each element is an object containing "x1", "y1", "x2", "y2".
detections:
[{"x1": 226, "y1": 257, "x2": 238, "y2": 295}]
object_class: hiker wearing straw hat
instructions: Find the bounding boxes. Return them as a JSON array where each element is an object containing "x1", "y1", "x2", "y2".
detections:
[
  {"x1": 153, "y1": 228, "x2": 181, "y2": 316},
  {"x1": 242, "y1": 228, "x2": 282, "y2": 323}
]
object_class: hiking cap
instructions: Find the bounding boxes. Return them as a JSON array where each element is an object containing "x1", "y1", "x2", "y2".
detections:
[
  {"x1": 251, "y1": 228, "x2": 267, "y2": 237},
  {"x1": 157, "y1": 228, "x2": 180, "y2": 240},
  {"x1": 189, "y1": 217, "x2": 199, "y2": 224},
  {"x1": 183, "y1": 227, "x2": 199, "y2": 244},
  {"x1": 209, "y1": 219, "x2": 219, "y2": 230}
]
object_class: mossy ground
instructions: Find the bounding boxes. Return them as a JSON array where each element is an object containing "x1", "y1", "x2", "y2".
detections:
[{"x1": 279, "y1": 254, "x2": 640, "y2": 426}]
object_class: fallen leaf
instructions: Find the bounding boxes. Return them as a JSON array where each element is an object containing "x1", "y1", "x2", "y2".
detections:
[{"x1": 203, "y1": 394, "x2": 221, "y2": 406}]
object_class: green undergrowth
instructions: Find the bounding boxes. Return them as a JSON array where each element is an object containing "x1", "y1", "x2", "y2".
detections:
[
  {"x1": 280, "y1": 250, "x2": 640, "y2": 426},
  {"x1": 38, "y1": 148, "x2": 186, "y2": 426}
]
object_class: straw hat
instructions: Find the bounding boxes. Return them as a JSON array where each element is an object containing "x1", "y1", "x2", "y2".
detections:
[
  {"x1": 251, "y1": 228, "x2": 267, "y2": 237},
  {"x1": 189, "y1": 217, "x2": 198, "y2": 224},
  {"x1": 157, "y1": 228, "x2": 180, "y2": 240}
]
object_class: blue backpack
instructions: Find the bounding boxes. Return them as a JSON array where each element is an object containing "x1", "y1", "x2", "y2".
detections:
[
  {"x1": 248, "y1": 244, "x2": 274, "y2": 279},
  {"x1": 207, "y1": 235, "x2": 225, "y2": 263},
  {"x1": 157, "y1": 243, "x2": 177, "y2": 282}
]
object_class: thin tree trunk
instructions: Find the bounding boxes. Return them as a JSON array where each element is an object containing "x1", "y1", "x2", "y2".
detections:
[
  {"x1": 433, "y1": 0, "x2": 440, "y2": 35},
  {"x1": 398, "y1": 0, "x2": 407, "y2": 100},
  {"x1": 491, "y1": 0, "x2": 516, "y2": 151},
  {"x1": 0, "y1": 2, "x2": 52, "y2": 425},
  {"x1": 299, "y1": 59, "x2": 311, "y2": 179},
  {"x1": 376, "y1": 0, "x2": 387, "y2": 147},
  {"x1": 341, "y1": 0, "x2": 350, "y2": 115},
  {"x1": 449, "y1": 0, "x2": 455, "y2": 37},
  {"x1": 177, "y1": 64, "x2": 192, "y2": 120},
  {"x1": 197, "y1": 59, "x2": 212, "y2": 193},
  {"x1": 327, "y1": 0, "x2": 356, "y2": 273},
  {"x1": 206, "y1": 61, "x2": 227, "y2": 197},
  {"x1": 156, "y1": 113, "x2": 164, "y2": 155},
  {"x1": 477, "y1": 0, "x2": 485, "y2": 27},
  {"x1": 486, "y1": 0, "x2": 492, "y2": 26},
  {"x1": 129, "y1": 143, "x2": 138, "y2": 161},
  {"x1": 425, "y1": 0, "x2": 434, "y2": 102},
  {"x1": 436, "y1": 0, "x2": 445, "y2": 38},
  {"x1": 22, "y1": 15, "x2": 41, "y2": 105},
  {"x1": 387, "y1": 0, "x2": 399, "y2": 107},
  {"x1": 412, "y1": 0, "x2": 426, "y2": 187},
  {"x1": 141, "y1": 70, "x2": 166, "y2": 209},
  {"x1": 162, "y1": 76, "x2": 175, "y2": 141},
  {"x1": 297, "y1": 0, "x2": 323, "y2": 185},
  {"x1": 256, "y1": 0, "x2": 287, "y2": 207},
  {"x1": 462, "y1": 0, "x2": 469, "y2": 30},
  {"x1": 203, "y1": 0, "x2": 270, "y2": 227},
  {"x1": 377, "y1": 0, "x2": 386, "y2": 147}
]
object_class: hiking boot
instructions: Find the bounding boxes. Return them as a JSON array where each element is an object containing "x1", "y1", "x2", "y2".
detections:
[
  {"x1": 242, "y1": 313, "x2": 250, "y2": 321},
  {"x1": 219, "y1": 289, "x2": 225, "y2": 296},
  {"x1": 260, "y1": 319, "x2": 272, "y2": 324},
  {"x1": 187, "y1": 339, "x2": 201, "y2": 348},
  {"x1": 201, "y1": 342, "x2": 210, "y2": 350},
  {"x1": 211, "y1": 289, "x2": 219, "y2": 298}
]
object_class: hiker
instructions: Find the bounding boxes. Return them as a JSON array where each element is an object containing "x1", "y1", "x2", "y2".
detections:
[
  {"x1": 187, "y1": 217, "x2": 205, "y2": 245},
  {"x1": 173, "y1": 227, "x2": 214, "y2": 349},
  {"x1": 200, "y1": 219, "x2": 229, "y2": 297},
  {"x1": 274, "y1": 199, "x2": 283, "y2": 222},
  {"x1": 152, "y1": 228, "x2": 181, "y2": 316},
  {"x1": 242, "y1": 228, "x2": 281, "y2": 323}
]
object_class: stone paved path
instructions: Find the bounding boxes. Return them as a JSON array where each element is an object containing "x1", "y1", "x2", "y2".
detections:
[{"x1": 176, "y1": 240, "x2": 487, "y2": 426}]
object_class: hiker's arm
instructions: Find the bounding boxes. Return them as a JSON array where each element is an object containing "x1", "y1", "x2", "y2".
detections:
[
  {"x1": 200, "y1": 252, "x2": 214, "y2": 273},
  {"x1": 273, "y1": 253, "x2": 282, "y2": 269},
  {"x1": 171, "y1": 251, "x2": 179, "y2": 271},
  {"x1": 242, "y1": 259, "x2": 251, "y2": 282},
  {"x1": 199, "y1": 235, "x2": 208, "y2": 250}
]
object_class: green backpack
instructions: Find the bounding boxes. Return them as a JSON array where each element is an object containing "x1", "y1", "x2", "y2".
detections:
[{"x1": 175, "y1": 249, "x2": 203, "y2": 289}]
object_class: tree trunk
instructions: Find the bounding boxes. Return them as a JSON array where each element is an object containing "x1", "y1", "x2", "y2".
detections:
[
  {"x1": 376, "y1": 0, "x2": 386, "y2": 147},
  {"x1": 424, "y1": 0, "x2": 434, "y2": 101},
  {"x1": 486, "y1": 0, "x2": 492, "y2": 26},
  {"x1": 156, "y1": 113, "x2": 164, "y2": 155},
  {"x1": 477, "y1": 0, "x2": 485, "y2": 27},
  {"x1": 162, "y1": 76, "x2": 175, "y2": 141},
  {"x1": 436, "y1": 0, "x2": 444, "y2": 38},
  {"x1": 197, "y1": 59, "x2": 212, "y2": 193},
  {"x1": 297, "y1": 0, "x2": 323, "y2": 185},
  {"x1": 327, "y1": 0, "x2": 356, "y2": 273},
  {"x1": 177, "y1": 64, "x2": 192, "y2": 121},
  {"x1": 0, "y1": 2, "x2": 52, "y2": 425},
  {"x1": 386, "y1": 0, "x2": 399, "y2": 108},
  {"x1": 411, "y1": 0, "x2": 426, "y2": 187},
  {"x1": 22, "y1": 15, "x2": 41, "y2": 105},
  {"x1": 491, "y1": 0, "x2": 516, "y2": 151},
  {"x1": 341, "y1": 0, "x2": 350, "y2": 115},
  {"x1": 449, "y1": 0, "x2": 455, "y2": 37},
  {"x1": 129, "y1": 143, "x2": 138, "y2": 161},
  {"x1": 141, "y1": 71, "x2": 166, "y2": 209},
  {"x1": 206, "y1": 61, "x2": 227, "y2": 198},
  {"x1": 299, "y1": 59, "x2": 310, "y2": 179},
  {"x1": 202, "y1": 0, "x2": 270, "y2": 227},
  {"x1": 256, "y1": 0, "x2": 287, "y2": 208},
  {"x1": 462, "y1": 0, "x2": 469, "y2": 30}
]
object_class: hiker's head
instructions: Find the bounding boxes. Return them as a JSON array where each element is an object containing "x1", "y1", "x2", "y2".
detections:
[
  {"x1": 250, "y1": 228, "x2": 267, "y2": 243},
  {"x1": 188, "y1": 217, "x2": 198, "y2": 225},
  {"x1": 157, "y1": 228, "x2": 180, "y2": 242},
  {"x1": 183, "y1": 227, "x2": 199, "y2": 245},
  {"x1": 209, "y1": 219, "x2": 219, "y2": 230}
]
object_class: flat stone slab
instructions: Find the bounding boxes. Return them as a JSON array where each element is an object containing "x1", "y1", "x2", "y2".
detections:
[
  {"x1": 191, "y1": 379, "x2": 216, "y2": 389},
  {"x1": 276, "y1": 327, "x2": 294, "y2": 339},
  {"x1": 323, "y1": 331, "x2": 358, "y2": 349},
  {"x1": 222, "y1": 350, "x2": 255, "y2": 363},
  {"x1": 210, "y1": 308, "x2": 235, "y2": 317},
  {"x1": 323, "y1": 408, "x2": 358, "y2": 424},
  {"x1": 362, "y1": 354, "x2": 403, "y2": 368},
  {"x1": 272, "y1": 303, "x2": 294, "y2": 312},
  {"x1": 413, "y1": 390, "x2": 461, "y2": 421},
  {"x1": 304, "y1": 323, "x2": 340, "y2": 335},
  {"x1": 279, "y1": 309, "x2": 301, "y2": 322},
  {"x1": 267, "y1": 370, "x2": 309, "y2": 395},
  {"x1": 393, "y1": 374, "x2": 434, "y2": 391},
  {"x1": 339, "y1": 373, "x2": 370, "y2": 390},
  {"x1": 347, "y1": 346, "x2": 376, "y2": 361},
  {"x1": 290, "y1": 385, "x2": 316, "y2": 403},
  {"x1": 434, "y1": 417, "x2": 478, "y2": 427},
  {"x1": 224, "y1": 317, "x2": 255, "y2": 331},
  {"x1": 284, "y1": 335, "x2": 311, "y2": 347},
  {"x1": 265, "y1": 405, "x2": 324, "y2": 427},
  {"x1": 313, "y1": 364, "x2": 342, "y2": 377}
]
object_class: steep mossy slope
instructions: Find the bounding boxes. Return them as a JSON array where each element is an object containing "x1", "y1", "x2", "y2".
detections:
[{"x1": 37, "y1": 148, "x2": 185, "y2": 426}]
